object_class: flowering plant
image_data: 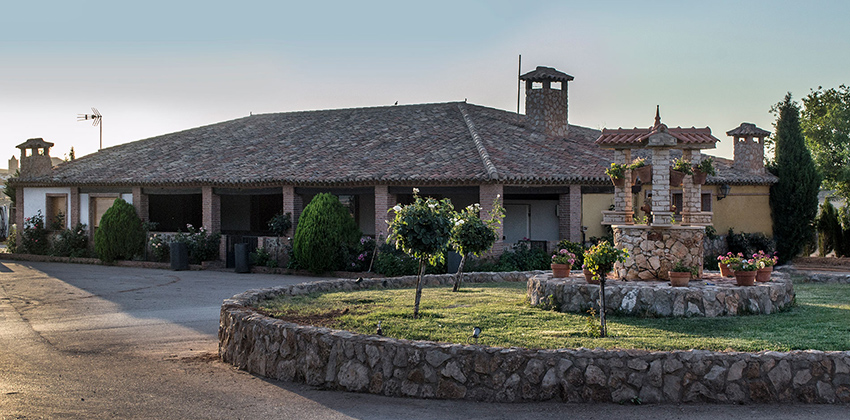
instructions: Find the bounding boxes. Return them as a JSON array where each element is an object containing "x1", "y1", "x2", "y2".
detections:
[
  {"x1": 605, "y1": 162, "x2": 627, "y2": 179},
  {"x1": 628, "y1": 157, "x2": 648, "y2": 169},
  {"x1": 754, "y1": 250, "x2": 778, "y2": 267},
  {"x1": 672, "y1": 157, "x2": 694, "y2": 175},
  {"x1": 551, "y1": 249, "x2": 576, "y2": 267},
  {"x1": 717, "y1": 252, "x2": 735, "y2": 265},
  {"x1": 723, "y1": 252, "x2": 764, "y2": 271}
]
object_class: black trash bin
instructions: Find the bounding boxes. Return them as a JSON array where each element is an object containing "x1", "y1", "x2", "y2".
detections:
[
  {"x1": 234, "y1": 243, "x2": 250, "y2": 273},
  {"x1": 170, "y1": 242, "x2": 189, "y2": 271}
]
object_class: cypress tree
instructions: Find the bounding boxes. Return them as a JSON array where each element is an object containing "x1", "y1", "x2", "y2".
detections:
[
  {"x1": 94, "y1": 198, "x2": 146, "y2": 263},
  {"x1": 293, "y1": 193, "x2": 361, "y2": 273},
  {"x1": 769, "y1": 93, "x2": 821, "y2": 264}
]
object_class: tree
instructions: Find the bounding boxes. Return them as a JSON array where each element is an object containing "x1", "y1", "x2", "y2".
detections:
[
  {"x1": 387, "y1": 189, "x2": 453, "y2": 319},
  {"x1": 769, "y1": 93, "x2": 821, "y2": 264},
  {"x1": 449, "y1": 198, "x2": 504, "y2": 292},
  {"x1": 801, "y1": 85, "x2": 850, "y2": 201},
  {"x1": 94, "y1": 198, "x2": 146, "y2": 263},
  {"x1": 293, "y1": 193, "x2": 361, "y2": 273}
]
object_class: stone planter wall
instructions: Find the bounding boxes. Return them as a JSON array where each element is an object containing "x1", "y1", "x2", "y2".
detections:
[
  {"x1": 527, "y1": 272, "x2": 795, "y2": 317},
  {"x1": 614, "y1": 225, "x2": 705, "y2": 281},
  {"x1": 220, "y1": 272, "x2": 849, "y2": 404}
]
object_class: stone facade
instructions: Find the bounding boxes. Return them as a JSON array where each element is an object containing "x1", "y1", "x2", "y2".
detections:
[
  {"x1": 527, "y1": 271, "x2": 795, "y2": 317},
  {"x1": 733, "y1": 135, "x2": 766, "y2": 173},
  {"x1": 220, "y1": 273, "x2": 849, "y2": 404},
  {"x1": 614, "y1": 226, "x2": 705, "y2": 281}
]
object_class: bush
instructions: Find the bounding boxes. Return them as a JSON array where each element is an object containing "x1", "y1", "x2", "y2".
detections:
[
  {"x1": 173, "y1": 225, "x2": 221, "y2": 264},
  {"x1": 94, "y1": 199, "x2": 146, "y2": 263},
  {"x1": 726, "y1": 228, "x2": 775, "y2": 258},
  {"x1": 51, "y1": 223, "x2": 90, "y2": 257},
  {"x1": 21, "y1": 211, "x2": 51, "y2": 255},
  {"x1": 495, "y1": 240, "x2": 550, "y2": 271},
  {"x1": 816, "y1": 200, "x2": 850, "y2": 257},
  {"x1": 556, "y1": 240, "x2": 586, "y2": 268},
  {"x1": 268, "y1": 212, "x2": 292, "y2": 237},
  {"x1": 373, "y1": 242, "x2": 445, "y2": 276},
  {"x1": 148, "y1": 234, "x2": 170, "y2": 262},
  {"x1": 344, "y1": 236, "x2": 377, "y2": 272},
  {"x1": 294, "y1": 193, "x2": 362, "y2": 273},
  {"x1": 250, "y1": 247, "x2": 278, "y2": 268},
  {"x1": 5, "y1": 224, "x2": 17, "y2": 253}
]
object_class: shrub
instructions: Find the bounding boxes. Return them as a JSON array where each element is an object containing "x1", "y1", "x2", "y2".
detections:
[
  {"x1": 51, "y1": 223, "x2": 90, "y2": 257},
  {"x1": 344, "y1": 236, "x2": 377, "y2": 272},
  {"x1": 5, "y1": 224, "x2": 17, "y2": 253},
  {"x1": 294, "y1": 193, "x2": 362, "y2": 273},
  {"x1": 21, "y1": 211, "x2": 51, "y2": 255},
  {"x1": 148, "y1": 234, "x2": 170, "y2": 262},
  {"x1": 250, "y1": 247, "x2": 278, "y2": 268},
  {"x1": 268, "y1": 212, "x2": 292, "y2": 237},
  {"x1": 373, "y1": 242, "x2": 445, "y2": 276},
  {"x1": 496, "y1": 240, "x2": 550, "y2": 271},
  {"x1": 556, "y1": 240, "x2": 586, "y2": 268},
  {"x1": 816, "y1": 199, "x2": 849, "y2": 257},
  {"x1": 94, "y1": 198, "x2": 146, "y2": 263},
  {"x1": 173, "y1": 224, "x2": 221, "y2": 264},
  {"x1": 726, "y1": 228, "x2": 775, "y2": 258}
]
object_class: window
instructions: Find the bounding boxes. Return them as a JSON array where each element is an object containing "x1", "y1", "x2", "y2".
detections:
[
  {"x1": 701, "y1": 193, "x2": 712, "y2": 212},
  {"x1": 46, "y1": 194, "x2": 67, "y2": 230}
]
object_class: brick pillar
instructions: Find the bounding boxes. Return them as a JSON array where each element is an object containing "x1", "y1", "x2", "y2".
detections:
[
  {"x1": 70, "y1": 188, "x2": 80, "y2": 227},
  {"x1": 569, "y1": 185, "x2": 583, "y2": 243},
  {"x1": 480, "y1": 184, "x2": 504, "y2": 253},
  {"x1": 282, "y1": 185, "x2": 296, "y2": 237},
  {"x1": 15, "y1": 186, "x2": 24, "y2": 246},
  {"x1": 651, "y1": 148, "x2": 672, "y2": 226},
  {"x1": 558, "y1": 193, "x2": 570, "y2": 240},
  {"x1": 132, "y1": 187, "x2": 148, "y2": 223},
  {"x1": 293, "y1": 194, "x2": 304, "y2": 232},
  {"x1": 374, "y1": 185, "x2": 396, "y2": 240},
  {"x1": 202, "y1": 186, "x2": 221, "y2": 233}
]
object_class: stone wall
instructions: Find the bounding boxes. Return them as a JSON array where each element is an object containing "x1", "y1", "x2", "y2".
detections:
[
  {"x1": 527, "y1": 272, "x2": 795, "y2": 317},
  {"x1": 219, "y1": 273, "x2": 850, "y2": 404},
  {"x1": 614, "y1": 225, "x2": 705, "y2": 280}
]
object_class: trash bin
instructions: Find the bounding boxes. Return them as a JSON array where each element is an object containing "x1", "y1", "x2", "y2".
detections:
[
  {"x1": 170, "y1": 242, "x2": 189, "y2": 271},
  {"x1": 234, "y1": 243, "x2": 250, "y2": 273}
]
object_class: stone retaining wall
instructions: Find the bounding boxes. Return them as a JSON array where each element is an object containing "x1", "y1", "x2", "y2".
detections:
[
  {"x1": 219, "y1": 272, "x2": 849, "y2": 404},
  {"x1": 527, "y1": 272, "x2": 795, "y2": 317}
]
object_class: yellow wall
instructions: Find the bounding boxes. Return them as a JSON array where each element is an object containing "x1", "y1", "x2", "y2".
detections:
[
  {"x1": 582, "y1": 193, "x2": 613, "y2": 239},
  {"x1": 709, "y1": 184, "x2": 773, "y2": 237}
]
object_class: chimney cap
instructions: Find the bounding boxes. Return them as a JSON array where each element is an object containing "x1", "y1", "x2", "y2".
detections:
[
  {"x1": 16, "y1": 138, "x2": 54, "y2": 150},
  {"x1": 726, "y1": 123, "x2": 770, "y2": 137},
  {"x1": 519, "y1": 66, "x2": 574, "y2": 82}
]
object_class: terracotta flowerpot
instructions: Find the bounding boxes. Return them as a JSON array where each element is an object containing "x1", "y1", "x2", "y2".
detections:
[
  {"x1": 610, "y1": 176, "x2": 625, "y2": 188},
  {"x1": 692, "y1": 169, "x2": 707, "y2": 185},
  {"x1": 551, "y1": 263, "x2": 571, "y2": 278},
  {"x1": 669, "y1": 169, "x2": 685, "y2": 186},
  {"x1": 632, "y1": 165, "x2": 653, "y2": 185},
  {"x1": 734, "y1": 270, "x2": 757, "y2": 286},
  {"x1": 756, "y1": 266, "x2": 773, "y2": 282},
  {"x1": 669, "y1": 271, "x2": 690, "y2": 287},
  {"x1": 719, "y1": 262, "x2": 734, "y2": 277},
  {"x1": 583, "y1": 268, "x2": 600, "y2": 285}
]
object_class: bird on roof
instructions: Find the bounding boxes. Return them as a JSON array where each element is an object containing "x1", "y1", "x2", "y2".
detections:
[{"x1": 394, "y1": 101, "x2": 398, "y2": 105}]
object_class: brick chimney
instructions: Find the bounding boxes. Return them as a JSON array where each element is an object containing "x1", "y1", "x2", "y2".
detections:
[
  {"x1": 726, "y1": 123, "x2": 770, "y2": 173},
  {"x1": 519, "y1": 66, "x2": 573, "y2": 138},
  {"x1": 16, "y1": 138, "x2": 55, "y2": 178}
]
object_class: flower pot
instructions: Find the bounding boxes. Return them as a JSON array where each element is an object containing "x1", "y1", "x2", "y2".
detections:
[
  {"x1": 551, "y1": 263, "x2": 571, "y2": 278},
  {"x1": 669, "y1": 169, "x2": 685, "y2": 187},
  {"x1": 692, "y1": 169, "x2": 707, "y2": 185},
  {"x1": 632, "y1": 165, "x2": 653, "y2": 185},
  {"x1": 583, "y1": 268, "x2": 600, "y2": 285},
  {"x1": 756, "y1": 266, "x2": 773, "y2": 282},
  {"x1": 668, "y1": 271, "x2": 690, "y2": 287},
  {"x1": 719, "y1": 262, "x2": 734, "y2": 277},
  {"x1": 734, "y1": 270, "x2": 757, "y2": 286},
  {"x1": 610, "y1": 176, "x2": 625, "y2": 188}
]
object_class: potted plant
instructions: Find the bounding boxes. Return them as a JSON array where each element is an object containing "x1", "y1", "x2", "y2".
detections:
[
  {"x1": 754, "y1": 250, "x2": 778, "y2": 282},
  {"x1": 605, "y1": 162, "x2": 627, "y2": 188},
  {"x1": 629, "y1": 157, "x2": 652, "y2": 185},
  {"x1": 550, "y1": 249, "x2": 576, "y2": 278},
  {"x1": 670, "y1": 157, "x2": 693, "y2": 186},
  {"x1": 582, "y1": 241, "x2": 629, "y2": 337},
  {"x1": 716, "y1": 252, "x2": 735, "y2": 277},
  {"x1": 691, "y1": 156, "x2": 716, "y2": 185},
  {"x1": 724, "y1": 253, "x2": 762, "y2": 286},
  {"x1": 668, "y1": 260, "x2": 696, "y2": 287}
]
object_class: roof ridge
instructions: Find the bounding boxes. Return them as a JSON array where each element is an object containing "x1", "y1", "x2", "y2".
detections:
[{"x1": 457, "y1": 102, "x2": 499, "y2": 181}]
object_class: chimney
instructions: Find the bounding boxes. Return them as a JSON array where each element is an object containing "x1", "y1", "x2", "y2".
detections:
[
  {"x1": 519, "y1": 66, "x2": 573, "y2": 138},
  {"x1": 726, "y1": 123, "x2": 771, "y2": 173},
  {"x1": 16, "y1": 138, "x2": 55, "y2": 178}
]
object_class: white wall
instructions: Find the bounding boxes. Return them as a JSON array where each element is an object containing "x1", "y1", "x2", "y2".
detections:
[
  {"x1": 80, "y1": 193, "x2": 89, "y2": 228},
  {"x1": 23, "y1": 187, "x2": 71, "y2": 229}
]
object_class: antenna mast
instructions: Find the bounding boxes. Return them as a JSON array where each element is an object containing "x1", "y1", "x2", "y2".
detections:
[
  {"x1": 77, "y1": 107, "x2": 103, "y2": 150},
  {"x1": 516, "y1": 54, "x2": 522, "y2": 114}
]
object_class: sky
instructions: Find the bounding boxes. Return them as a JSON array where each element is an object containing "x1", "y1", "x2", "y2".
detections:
[{"x1": 2, "y1": 0, "x2": 848, "y2": 166}]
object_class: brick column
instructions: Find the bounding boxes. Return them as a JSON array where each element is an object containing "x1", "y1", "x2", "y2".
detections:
[
  {"x1": 558, "y1": 193, "x2": 570, "y2": 240},
  {"x1": 569, "y1": 185, "x2": 583, "y2": 243},
  {"x1": 480, "y1": 184, "x2": 504, "y2": 253},
  {"x1": 374, "y1": 185, "x2": 395, "y2": 240},
  {"x1": 282, "y1": 185, "x2": 296, "y2": 236},
  {"x1": 201, "y1": 186, "x2": 221, "y2": 233},
  {"x1": 15, "y1": 186, "x2": 23, "y2": 246},
  {"x1": 132, "y1": 187, "x2": 148, "y2": 223},
  {"x1": 70, "y1": 187, "x2": 80, "y2": 227}
]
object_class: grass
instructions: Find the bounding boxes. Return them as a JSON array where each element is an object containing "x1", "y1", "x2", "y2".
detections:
[{"x1": 256, "y1": 281, "x2": 850, "y2": 352}]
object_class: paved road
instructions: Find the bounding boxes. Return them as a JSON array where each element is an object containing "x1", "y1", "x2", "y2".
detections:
[{"x1": 1, "y1": 261, "x2": 847, "y2": 419}]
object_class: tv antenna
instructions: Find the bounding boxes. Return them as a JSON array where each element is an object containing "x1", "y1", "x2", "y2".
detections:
[{"x1": 77, "y1": 107, "x2": 103, "y2": 150}]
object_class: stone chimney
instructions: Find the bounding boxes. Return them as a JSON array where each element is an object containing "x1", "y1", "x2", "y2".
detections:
[
  {"x1": 726, "y1": 123, "x2": 771, "y2": 173},
  {"x1": 8, "y1": 156, "x2": 18, "y2": 173},
  {"x1": 16, "y1": 138, "x2": 55, "y2": 178},
  {"x1": 519, "y1": 66, "x2": 573, "y2": 138}
]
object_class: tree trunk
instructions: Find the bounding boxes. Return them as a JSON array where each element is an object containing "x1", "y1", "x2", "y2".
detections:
[
  {"x1": 599, "y1": 274, "x2": 607, "y2": 337},
  {"x1": 452, "y1": 253, "x2": 467, "y2": 292},
  {"x1": 413, "y1": 257, "x2": 426, "y2": 319}
]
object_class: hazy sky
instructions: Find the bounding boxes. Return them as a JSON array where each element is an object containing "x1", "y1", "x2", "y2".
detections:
[{"x1": 2, "y1": 0, "x2": 848, "y2": 165}]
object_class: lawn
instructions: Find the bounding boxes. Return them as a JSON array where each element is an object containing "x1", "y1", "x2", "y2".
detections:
[{"x1": 257, "y1": 280, "x2": 850, "y2": 352}]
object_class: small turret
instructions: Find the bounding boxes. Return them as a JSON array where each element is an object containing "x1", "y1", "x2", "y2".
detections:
[
  {"x1": 519, "y1": 66, "x2": 573, "y2": 138},
  {"x1": 726, "y1": 123, "x2": 770, "y2": 174},
  {"x1": 16, "y1": 138, "x2": 55, "y2": 178}
]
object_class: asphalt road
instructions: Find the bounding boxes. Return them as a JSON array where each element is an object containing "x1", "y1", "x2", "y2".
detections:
[{"x1": 1, "y1": 261, "x2": 847, "y2": 419}]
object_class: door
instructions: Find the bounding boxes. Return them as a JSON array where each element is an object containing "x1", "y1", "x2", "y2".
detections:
[{"x1": 503, "y1": 204, "x2": 530, "y2": 244}]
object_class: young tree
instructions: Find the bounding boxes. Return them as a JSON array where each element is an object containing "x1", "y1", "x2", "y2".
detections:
[
  {"x1": 386, "y1": 189, "x2": 453, "y2": 319},
  {"x1": 94, "y1": 198, "x2": 146, "y2": 263},
  {"x1": 801, "y1": 85, "x2": 850, "y2": 202},
  {"x1": 449, "y1": 198, "x2": 504, "y2": 292},
  {"x1": 769, "y1": 93, "x2": 821, "y2": 264},
  {"x1": 293, "y1": 193, "x2": 360, "y2": 273}
]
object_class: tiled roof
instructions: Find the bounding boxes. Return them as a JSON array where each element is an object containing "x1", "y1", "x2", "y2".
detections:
[
  {"x1": 726, "y1": 123, "x2": 771, "y2": 137},
  {"x1": 14, "y1": 102, "x2": 774, "y2": 187},
  {"x1": 630, "y1": 150, "x2": 778, "y2": 185},
  {"x1": 596, "y1": 125, "x2": 718, "y2": 147},
  {"x1": 17, "y1": 138, "x2": 54, "y2": 150},
  {"x1": 519, "y1": 66, "x2": 574, "y2": 83}
]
